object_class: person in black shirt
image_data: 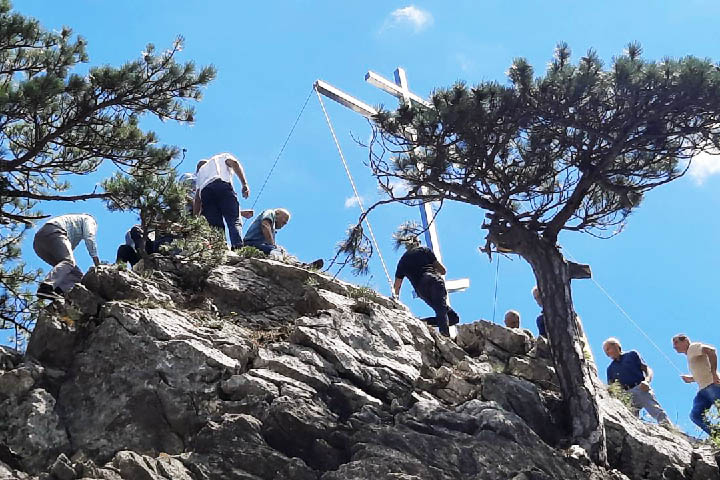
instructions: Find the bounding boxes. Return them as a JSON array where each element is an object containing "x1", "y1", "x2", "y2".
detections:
[{"x1": 393, "y1": 239, "x2": 459, "y2": 337}]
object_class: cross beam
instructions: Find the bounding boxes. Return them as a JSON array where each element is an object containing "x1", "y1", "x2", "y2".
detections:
[{"x1": 314, "y1": 68, "x2": 470, "y2": 298}]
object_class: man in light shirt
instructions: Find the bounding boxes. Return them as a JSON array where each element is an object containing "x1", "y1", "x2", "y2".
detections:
[
  {"x1": 33, "y1": 214, "x2": 100, "y2": 299},
  {"x1": 672, "y1": 333, "x2": 720, "y2": 434},
  {"x1": 193, "y1": 153, "x2": 250, "y2": 250}
]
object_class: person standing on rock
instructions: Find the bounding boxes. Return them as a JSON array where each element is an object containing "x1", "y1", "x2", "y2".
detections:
[
  {"x1": 193, "y1": 152, "x2": 251, "y2": 250},
  {"x1": 392, "y1": 238, "x2": 459, "y2": 337},
  {"x1": 603, "y1": 337, "x2": 670, "y2": 424},
  {"x1": 532, "y1": 286, "x2": 546, "y2": 338},
  {"x1": 33, "y1": 213, "x2": 100, "y2": 300},
  {"x1": 672, "y1": 334, "x2": 720, "y2": 434},
  {"x1": 243, "y1": 208, "x2": 323, "y2": 269}
]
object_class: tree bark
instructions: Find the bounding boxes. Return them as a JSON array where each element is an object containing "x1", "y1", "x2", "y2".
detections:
[{"x1": 507, "y1": 228, "x2": 607, "y2": 464}]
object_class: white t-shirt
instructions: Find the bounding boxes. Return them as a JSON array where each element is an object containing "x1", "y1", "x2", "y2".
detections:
[
  {"x1": 196, "y1": 153, "x2": 236, "y2": 193},
  {"x1": 687, "y1": 342, "x2": 715, "y2": 389}
]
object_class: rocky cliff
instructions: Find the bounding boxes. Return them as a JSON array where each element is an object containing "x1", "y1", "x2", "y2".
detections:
[{"x1": 0, "y1": 253, "x2": 717, "y2": 480}]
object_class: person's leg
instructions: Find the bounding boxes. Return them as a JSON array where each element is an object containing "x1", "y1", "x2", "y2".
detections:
[
  {"x1": 33, "y1": 225, "x2": 76, "y2": 290},
  {"x1": 421, "y1": 275, "x2": 450, "y2": 335},
  {"x1": 200, "y1": 182, "x2": 226, "y2": 233},
  {"x1": 116, "y1": 245, "x2": 140, "y2": 266},
  {"x1": 55, "y1": 264, "x2": 84, "y2": 293},
  {"x1": 690, "y1": 389, "x2": 713, "y2": 434},
  {"x1": 216, "y1": 182, "x2": 243, "y2": 249},
  {"x1": 243, "y1": 241, "x2": 275, "y2": 255},
  {"x1": 630, "y1": 386, "x2": 670, "y2": 423}
]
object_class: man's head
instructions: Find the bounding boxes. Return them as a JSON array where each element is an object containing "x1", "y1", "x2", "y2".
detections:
[
  {"x1": 672, "y1": 334, "x2": 690, "y2": 354},
  {"x1": 531, "y1": 286, "x2": 542, "y2": 307},
  {"x1": 504, "y1": 310, "x2": 520, "y2": 329},
  {"x1": 195, "y1": 159, "x2": 208, "y2": 172},
  {"x1": 274, "y1": 208, "x2": 291, "y2": 229},
  {"x1": 402, "y1": 236, "x2": 421, "y2": 251},
  {"x1": 602, "y1": 337, "x2": 622, "y2": 360}
]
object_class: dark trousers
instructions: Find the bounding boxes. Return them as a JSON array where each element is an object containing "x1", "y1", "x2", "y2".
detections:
[
  {"x1": 200, "y1": 179, "x2": 242, "y2": 248},
  {"x1": 416, "y1": 273, "x2": 450, "y2": 333},
  {"x1": 116, "y1": 245, "x2": 141, "y2": 266},
  {"x1": 243, "y1": 241, "x2": 275, "y2": 255}
]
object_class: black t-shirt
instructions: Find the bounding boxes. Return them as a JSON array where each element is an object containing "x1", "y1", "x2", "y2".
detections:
[{"x1": 395, "y1": 247, "x2": 438, "y2": 290}]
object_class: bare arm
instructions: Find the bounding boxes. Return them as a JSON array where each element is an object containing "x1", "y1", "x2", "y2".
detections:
[
  {"x1": 226, "y1": 157, "x2": 250, "y2": 198},
  {"x1": 193, "y1": 191, "x2": 202, "y2": 215},
  {"x1": 433, "y1": 260, "x2": 447, "y2": 276},
  {"x1": 642, "y1": 365, "x2": 654, "y2": 383},
  {"x1": 261, "y1": 219, "x2": 275, "y2": 245},
  {"x1": 393, "y1": 277, "x2": 403, "y2": 297},
  {"x1": 703, "y1": 346, "x2": 720, "y2": 383}
]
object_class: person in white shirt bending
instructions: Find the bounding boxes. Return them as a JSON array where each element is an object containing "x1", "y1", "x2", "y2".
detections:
[
  {"x1": 673, "y1": 333, "x2": 720, "y2": 434},
  {"x1": 33, "y1": 214, "x2": 100, "y2": 299}
]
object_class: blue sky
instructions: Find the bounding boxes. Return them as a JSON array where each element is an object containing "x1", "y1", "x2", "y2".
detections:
[{"x1": 10, "y1": 1, "x2": 720, "y2": 435}]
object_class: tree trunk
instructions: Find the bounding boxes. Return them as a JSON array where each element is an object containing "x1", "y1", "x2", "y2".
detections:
[{"x1": 516, "y1": 234, "x2": 607, "y2": 464}]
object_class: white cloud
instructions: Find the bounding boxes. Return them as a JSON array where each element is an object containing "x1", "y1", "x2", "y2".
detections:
[
  {"x1": 381, "y1": 178, "x2": 410, "y2": 197},
  {"x1": 345, "y1": 196, "x2": 364, "y2": 208},
  {"x1": 689, "y1": 150, "x2": 720, "y2": 185},
  {"x1": 383, "y1": 6, "x2": 434, "y2": 33},
  {"x1": 455, "y1": 53, "x2": 475, "y2": 74}
]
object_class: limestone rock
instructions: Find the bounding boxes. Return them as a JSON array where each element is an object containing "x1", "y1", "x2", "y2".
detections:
[{"x1": 1, "y1": 256, "x2": 715, "y2": 479}]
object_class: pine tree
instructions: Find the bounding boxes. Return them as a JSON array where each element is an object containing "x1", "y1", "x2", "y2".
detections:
[
  {"x1": 102, "y1": 165, "x2": 189, "y2": 258},
  {"x1": 0, "y1": 0, "x2": 215, "y2": 343},
  {"x1": 347, "y1": 43, "x2": 720, "y2": 463}
]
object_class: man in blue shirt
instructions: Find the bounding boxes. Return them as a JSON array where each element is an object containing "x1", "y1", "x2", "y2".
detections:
[
  {"x1": 243, "y1": 208, "x2": 322, "y2": 269},
  {"x1": 603, "y1": 337, "x2": 669, "y2": 424}
]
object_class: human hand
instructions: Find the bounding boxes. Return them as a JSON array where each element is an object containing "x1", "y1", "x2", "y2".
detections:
[
  {"x1": 713, "y1": 373, "x2": 720, "y2": 384},
  {"x1": 681, "y1": 374, "x2": 694, "y2": 383},
  {"x1": 241, "y1": 185, "x2": 250, "y2": 198},
  {"x1": 638, "y1": 381, "x2": 650, "y2": 392}
]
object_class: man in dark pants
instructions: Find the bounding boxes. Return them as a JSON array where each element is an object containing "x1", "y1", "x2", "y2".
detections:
[
  {"x1": 392, "y1": 239, "x2": 459, "y2": 337},
  {"x1": 193, "y1": 152, "x2": 250, "y2": 249}
]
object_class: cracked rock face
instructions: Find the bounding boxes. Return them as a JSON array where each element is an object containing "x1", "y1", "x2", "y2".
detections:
[{"x1": 0, "y1": 257, "x2": 716, "y2": 479}]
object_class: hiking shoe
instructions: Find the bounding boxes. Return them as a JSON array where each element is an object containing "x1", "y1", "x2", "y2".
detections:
[
  {"x1": 307, "y1": 259, "x2": 324, "y2": 270},
  {"x1": 37, "y1": 283, "x2": 62, "y2": 300}
]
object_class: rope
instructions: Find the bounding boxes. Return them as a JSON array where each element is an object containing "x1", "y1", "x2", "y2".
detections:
[
  {"x1": 491, "y1": 256, "x2": 501, "y2": 323},
  {"x1": 564, "y1": 249, "x2": 684, "y2": 375},
  {"x1": 251, "y1": 87, "x2": 314, "y2": 209},
  {"x1": 315, "y1": 87, "x2": 393, "y2": 291}
]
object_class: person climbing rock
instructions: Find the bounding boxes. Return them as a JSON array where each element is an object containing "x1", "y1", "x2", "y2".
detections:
[
  {"x1": 673, "y1": 334, "x2": 720, "y2": 434},
  {"x1": 392, "y1": 238, "x2": 459, "y2": 337},
  {"x1": 33, "y1": 213, "x2": 100, "y2": 300},
  {"x1": 243, "y1": 208, "x2": 323, "y2": 269},
  {"x1": 193, "y1": 152, "x2": 250, "y2": 249},
  {"x1": 603, "y1": 337, "x2": 670, "y2": 424}
]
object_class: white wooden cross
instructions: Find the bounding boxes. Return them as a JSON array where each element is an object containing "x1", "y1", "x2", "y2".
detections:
[{"x1": 315, "y1": 68, "x2": 470, "y2": 300}]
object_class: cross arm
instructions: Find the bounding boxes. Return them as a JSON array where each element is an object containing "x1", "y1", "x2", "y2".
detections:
[{"x1": 314, "y1": 80, "x2": 378, "y2": 119}]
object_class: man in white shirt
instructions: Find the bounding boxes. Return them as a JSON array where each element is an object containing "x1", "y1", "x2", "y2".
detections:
[
  {"x1": 672, "y1": 333, "x2": 720, "y2": 434},
  {"x1": 33, "y1": 214, "x2": 100, "y2": 299},
  {"x1": 193, "y1": 153, "x2": 250, "y2": 249}
]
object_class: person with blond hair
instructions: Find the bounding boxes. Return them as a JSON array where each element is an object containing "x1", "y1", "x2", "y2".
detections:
[
  {"x1": 672, "y1": 334, "x2": 720, "y2": 434},
  {"x1": 603, "y1": 337, "x2": 669, "y2": 424}
]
